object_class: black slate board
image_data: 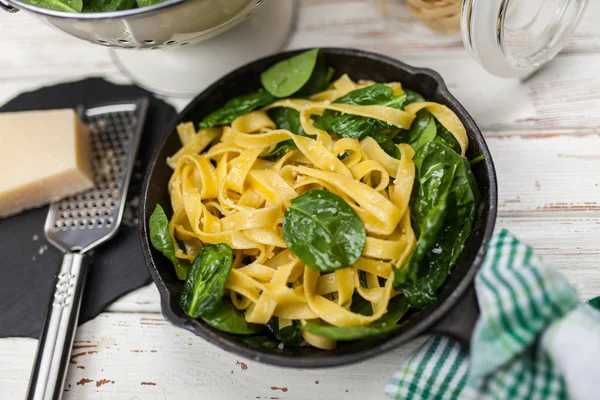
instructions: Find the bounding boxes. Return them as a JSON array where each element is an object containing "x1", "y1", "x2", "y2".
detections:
[{"x1": 0, "y1": 78, "x2": 177, "y2": 338}]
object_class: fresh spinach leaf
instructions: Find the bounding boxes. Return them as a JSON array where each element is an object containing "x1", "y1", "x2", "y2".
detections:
[
  {"x1": 350, "y1": 293, "x2": 373, "y2": 316},
  {"x1": 179, "y1": 243, "x2": 233, "y2": 318},
  {"x1": 135, "y1": 0, "x2": 163, "y2": 7},
  {"x1": 82, "y1": 0, "x2": 134, "y2": 11},
  {"x1": 394, "y1": 108, "x2": 459, "y2": 155},
  {"x1": 261, "y1": 107, "x2": 312, "y2": 158},
  {"x1": 295, "y1": 50, "x2": 332, "y2": 97},
  {"x1": 261, "y1": 49, "x2": 327, "y2": 98},
  {"x1": 393, "y1": 109, "x2": 437, "y2": 150},
  {"x1": 303, "y1": 296, "x2": 410, "y2": 340},
  {"x1": 469, "y1": 154, "x2": 485, "y2": 165},
  {"x1": 317, "y1": 84, "x2": 407, "y2": 140},
  {"x1": 262, "y1": 140, "x2": 297, "y2": 158},
  {"x1": 241, "y1": 335, "x2": 279, "y2": 349},
  {"x1": 409, "y1": 142, "x2": 462, "y2": 236},
  {"x1": 23, "y1": 0, "x2": 82, "y2": 12},
  {"x1": 267, "y1": 107, "x2": 306, "y2": 136},
  {"x1": 394, "y1": 143, "x2": 480, "y2": 308},
  {"x1": 433, "y1": 121, "x2": 461, "y2": 154},
  {"x1": 372, "y1": 132, "x2": 400, "y2": 159},
  {"x1": 268, "y1": 319, "x2": 301, "y2": 347},
  {"x1": 202, "y1": 300, "x2": 262, "y2": 335},
  {"x1": 394, "y1": 196, "x2": 448, "y2": 286},
  {"x1": 198, "y1": 90, "x2": 275, "y2": 129},
  {"x1": 302, "y1": 323, "x2": 400, "y2": 341},
  {"x1": 334, "y1": 83, "x2": 397, "y2": 105},
  {"x1": 403, "y1": 89, "x2": 425, "y2": 105},
  {"x1": 149, "y1": 204, "x2": 190, "y2": 280},
  {"x1": 376, "y1": 296, "x2": 411, "y2": 326},
  {"x1": 283, "y1": 190, "x2": 366, "y2": 273}
]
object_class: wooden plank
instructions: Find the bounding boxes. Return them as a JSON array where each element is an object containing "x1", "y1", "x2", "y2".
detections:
[
  {"x1": 392, "y1": 52, "x2": 600, "y2": 131},
  {"x1": 294, "y1": 0, "x2": 600, "y2": 53},
  {"x1": 497, "y1": 217, "x2": 600, "y2": 300},
  {"x1": 0, "y1": 314, "x2": 427, "y2": 400},
  {"x1": 488, "y1": 133, "x2": 600, "y2": 215},
  {"x1": 1, "y1": 4, "x2": 600, "y2": 132}
]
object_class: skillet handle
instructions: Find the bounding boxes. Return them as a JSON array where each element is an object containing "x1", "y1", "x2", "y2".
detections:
[{"x1": 429, "y1": 284, "x2": 479, "y2": 351}]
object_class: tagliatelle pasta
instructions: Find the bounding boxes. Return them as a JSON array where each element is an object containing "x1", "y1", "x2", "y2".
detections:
[{"x1": 164, "y1": 74, "x2": 468, "y2": 349}]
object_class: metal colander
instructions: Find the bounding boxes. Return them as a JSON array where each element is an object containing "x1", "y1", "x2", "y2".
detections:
[{"x1": 0, "y1": 0, "x2": 263, "y2": 49}]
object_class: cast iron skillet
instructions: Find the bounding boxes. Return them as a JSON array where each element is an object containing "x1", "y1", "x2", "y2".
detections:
[{"x1": 140, "y1": 48, "x2": 498, "y2": 368}]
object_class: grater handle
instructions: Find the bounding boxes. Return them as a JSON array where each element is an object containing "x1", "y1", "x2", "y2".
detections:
[
  {"x1": 26, "y1": 253, "x2": 91, "y2": 400},
  {"x1": 0, "y1": 0, "x2": 19, "y2": 13}
]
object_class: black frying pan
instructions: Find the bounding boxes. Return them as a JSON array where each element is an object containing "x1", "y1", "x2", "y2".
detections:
[{"x1": 139, "y1": 48, "x2": 498, "y2": 368}]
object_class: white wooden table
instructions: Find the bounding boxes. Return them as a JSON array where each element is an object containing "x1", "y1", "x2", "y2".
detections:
[{"x1": 2, "y1": 1, "x2": 600, "y2": 399}]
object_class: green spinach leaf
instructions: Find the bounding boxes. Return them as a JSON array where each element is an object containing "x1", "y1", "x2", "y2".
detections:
[
  {"x1": 261, "y1": 49, "x2": 328, "y2": 98},
  {"x1": 303, "y1": 296, "x2": 410, "y2": 340},
  {"x1": 149, "y1": 204, "x2": 190, "y2": 280},
  {"x1": 82, "y1": 0, "x2": 134, "y2": 11},
  {"x1": 179, "y1": 244, "x2": 233, "y2": 318},
  {"x1": 135, "y1": 0, "x2": 163, "y2": 7},
  {"x1": 433, "y1": 121, "x2": 461, "y2": 154},
  {"x1": 469, "y1": 154, "x2": 485, "y2": 165},
  {"x1": 295, "y1": 50, "x2": 332, "y2": 97},
  {"x1": 283, "y1": 190, "x2": 366, "y2": 273},
  {"x1": 372, "y1": 132, "x2": 400, "y2": 159},
  {"x1": 261, "y1": 107, "x2": 312, "y2": 158},
  {"x1": 268, "y1": 319, "x2": 301, "y2": 347},
  {"x1": 303, "y1": 323, "x2": 400, "y2": 341},
  {"x1": 23, "y1": 0, "x2": 82, "y2": 12},
  {"x1": 317, "y1": 84, "x2": 407, "y2": 140},
  {"x1": 394, "y1": 196, "x2": 448, "y2": 286},
  {"x1": 198, "y1": 90, "x2": 275, "y2": 129},
  {"x1": 334, "y1": 83, "x2": 397, "y2": 105},
  {"x1": 393, "y1": 109, "x2": 437, "y2": 149},
  {"x1": 241, "y1": 335, "x2": 279, "y2": 349},
  {"x1": 403, "y1": 89, "x2": 425, "y2": 105},
  {"x1": 268, "y1": 107, "x2": 306, "y2": 136},
  {"x1": 202, "y1": 300, "x2": 263, "y2": 335},
  {"x1": 394, "y1": 143, "x2": 480, "y2": 308},
  {"x1": 409, "y1": 142, "x2": 462, "y2": 236},
  {"x1": 261, "y1": 140, "x2": 297, "y2": 158},
  {"x1": 350, "y1": 293, "x2": 373, "y2": 316}
]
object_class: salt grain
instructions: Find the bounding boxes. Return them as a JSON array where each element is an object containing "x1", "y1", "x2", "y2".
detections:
[{"x1": 32, "y1": 234, "x2": 39, "y2": 241}]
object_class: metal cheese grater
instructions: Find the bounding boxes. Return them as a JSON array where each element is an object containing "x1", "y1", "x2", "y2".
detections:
[{"x1": 26, "y1": 98, "x2": 149, "y2": 400}]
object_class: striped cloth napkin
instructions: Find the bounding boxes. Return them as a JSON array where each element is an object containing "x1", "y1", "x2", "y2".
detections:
[{"x1": 385, "y1": 229, "x2": 600, "y2": 400}]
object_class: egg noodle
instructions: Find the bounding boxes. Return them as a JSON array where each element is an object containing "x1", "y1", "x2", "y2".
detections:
[{"x1": 165, "y1": 75, "x2": 468, "y2": 349}]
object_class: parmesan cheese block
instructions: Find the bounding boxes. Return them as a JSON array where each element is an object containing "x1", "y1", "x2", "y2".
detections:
[{"x1": 0, "y1": 109, "x2": 94, "y2": 218}]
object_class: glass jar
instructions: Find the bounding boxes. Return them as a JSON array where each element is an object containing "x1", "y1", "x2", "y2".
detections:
[{"x1": 375, "y1": 0, "x2": 589, "y2": 78}]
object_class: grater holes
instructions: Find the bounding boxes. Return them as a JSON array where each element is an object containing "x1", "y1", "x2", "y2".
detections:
[{"x1": 165, "y1": 40, "x2": 177, "y2": 45}]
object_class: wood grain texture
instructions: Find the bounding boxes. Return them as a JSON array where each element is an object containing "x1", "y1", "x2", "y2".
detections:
[
  {"x1": 293, "y1": 0, "x2": 600, "y2": 53},
  {"x1": 1, "y1": 0, "x2": 600, "y2": 398},
  {"x1": 1, "y1": 2, "x2": 600, "y2": 130},
  {"x1": 0, "y1": 313, "x2": 427, "y2": 400}
]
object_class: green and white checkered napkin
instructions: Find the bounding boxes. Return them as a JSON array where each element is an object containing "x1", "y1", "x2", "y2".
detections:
[{"x1": 385, "y1": 229, "x2": 600, "y2": 400}]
